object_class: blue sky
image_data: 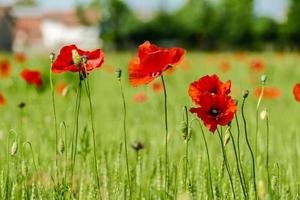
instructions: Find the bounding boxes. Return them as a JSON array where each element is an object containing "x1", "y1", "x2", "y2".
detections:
[{"x1": 0, "y1": 0, "x2": 289, "y2": 22}]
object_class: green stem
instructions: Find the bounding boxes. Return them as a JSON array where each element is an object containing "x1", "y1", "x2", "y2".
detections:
[
  {"x1": 241, "y1": 97, "x2": 257, "y2": 199},
  {"x1": 183, "y1": 106, "x2": 189, "y2": 191},
  {"x1": 161, "y1": 75, "x2": 169, "y2": 198},
  {"x1": 83, "y1": 75, "x2": 101, "y2": 195},
  {"x1": 255, "y1": 85, "x2": 264, "y2": 158},
  {"x1": 49, "y1": 64, "x2": 59, "y2": 184},
  {"x1": 117, "y1": 78, "x2": 131, "y2": 197},
  {"x1": 265, "y1": 113, "x2": 270, "y2": 190},
  {"x1": 228, "y1": 128, "x2": 248, "y2": 199},
  {"x1": 70, "y1": 76, "x2": 82, "y2": 187},
  {"x1": 191, "y1": 119, "x2": 214, "y2": 200},
  {"x1": 217, "y1": 128, "x2": 236, "y2": 200}
]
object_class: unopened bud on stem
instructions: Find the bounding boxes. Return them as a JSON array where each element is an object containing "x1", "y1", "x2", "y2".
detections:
[
  {"x1": 243, "y1": 90, "x2": 249, "y2": 98},
  {"x1": 115, "y1": 68, "x2": 122, "y2": 80},
  {"x1": 11, "y1": 141, "x2": 18, "y2": 156},
  {"x1": 49, "y1": 53, "x2": 55, "y2": 63},
  {"x1": 261, "y1": 74, "x2": 267, "y2": 85}
]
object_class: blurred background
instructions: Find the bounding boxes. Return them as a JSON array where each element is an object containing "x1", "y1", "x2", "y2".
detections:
[{"x1": 0, "y1": 0, "x2": 299, "y2": 52}]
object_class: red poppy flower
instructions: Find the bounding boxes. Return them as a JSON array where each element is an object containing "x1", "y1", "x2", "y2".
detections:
[
  {"x1": 0, "y1": 93, "x2": 6, "y2": 106},
  {"x1": 133, "y1": 92, "x2": 148, "y2": 103},
  {"x1": 250, "y1": 59, "x2": 266, "y2": 73},
  {"x1": 21, "y1": 69, "x2": 43, "y2": 87},
  {"x1": 129, "y1": 41, "x2": 185, "y2": 87},
  {"x1": 254, "y1": 86, "x2": 281, "y2": 99},
  {"x1": 55, "y1": 81, "x2": 69, "y2": 96},
  {"x1": 152, "y1": 81, "x2": 163, "y2": 93},
  {"x1": 0, "y1": 59, "x2": 11, "y2": 78},
  {"x1": 293, "y1": 83, "x2": 300, "y2": 102},
  {"x1": 220, "y1": 60, "x2": 231, "y2": 73},
  {"x1": 15, "y1": 52, "x2": 27, "y2": 63},
  {"x1": 190, "y1": 94, "x2": 237, "y2": 132},
  {"x1": 189, "y1": 74, "x2": 231, "y2": 105},
  {"x1": 52, "y1": 44, "x2": 104, "y2": 74}
]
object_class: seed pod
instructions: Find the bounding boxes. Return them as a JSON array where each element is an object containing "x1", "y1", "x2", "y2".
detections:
[
  {"x1": 11, "y1": 141, "x2": 18, "y2": 156},
  {"x1": 58, "y1": 139, "x2": 65, "y2": 154},
  {"x1": 72, "y1": 49, "x2": 81, "y2": 67}
]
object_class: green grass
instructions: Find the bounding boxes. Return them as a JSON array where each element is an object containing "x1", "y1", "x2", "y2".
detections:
[{"x1": 0, "y1": 51, "x2": 300, "y2": 199}]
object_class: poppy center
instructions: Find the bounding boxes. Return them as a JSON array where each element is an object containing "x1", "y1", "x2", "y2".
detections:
[
  {"x1": 210, "y1": 108, "x2": 219, "y2": 117},
  {"x1": 210, "y1": 87, "x2": 217, "y2": 95}
]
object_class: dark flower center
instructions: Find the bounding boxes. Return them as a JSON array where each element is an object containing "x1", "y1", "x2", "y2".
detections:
[
  {"x1": 210, "y1": 87, "x2": 217, "y2": 95},
  {"x1": 210, "y1": 108, "x2": 219, "y2": 117}
]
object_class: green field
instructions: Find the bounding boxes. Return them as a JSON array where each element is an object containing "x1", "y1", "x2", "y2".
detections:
[{"x1": 0, "y1": 52, "x2": 300, "y2": 199}]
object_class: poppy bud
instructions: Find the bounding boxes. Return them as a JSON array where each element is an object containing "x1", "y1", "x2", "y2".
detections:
[
  {"x1": 11, "y1": 141, "x2": 18, "y2": 156},
  {"x1": 115, "y1": 68, "x2": 122, "y2": 80},
  {"x1": 243, "y1": 90, "x2": 249, "y2": 98},
  {"x1": 131, "y1": 141, "x2": 144, "y2": 152},
  {"x1": 179, "y1": 121, "x2": 190, "y2": 141},
  {"x1": 18, "y1": 102, "x2": 26, "y2": 109},
  {"x1": 72, "y1": 49, "x2": 81, "y2": 67},
  {"x1": 49, "y1": 53, "x2": 55, "y2": 63},
  {"x1": 58, "y1": 139, "x2": 65, "y2": 154},
  {"x1": 261, "y1": 74, "x2": 267, "y2": 85},
  {"x1": 223, "y1": 132, "x2": 230, "y2": 146},
  {"x1": 271, "y1": 175, "x2": 277, "y2": 191}
]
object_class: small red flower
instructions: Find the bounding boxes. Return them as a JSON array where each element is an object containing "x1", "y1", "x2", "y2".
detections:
[
  {"x1": 15, "y1": 52, "x2": 27, "y2": 64},
  {"x1": 0, "y1": 59, "x2": 11, "y2": 78},
  {"x1": 250, "y1": 59, "x2": 266, "y2": 73},
  {"x1": 0, "y1": 93, "x2": 7, "y2": 106},
  {"x1": 133, "y1": 92, "x2": 148, "y2": 103},
  {"x1": 293, "y1": 83, "x2": 300, "y2": 102},
  {"x1": 190, "y1": 94, "x2": 237, "y2": 132},
  {"x1": 21, "y1": 69, "x2": 43, "y2": 87},
  {"x1": 152, "y1": 81, "x2": 163, "y2": 93},
  {"x1": 189, "y1": 74, "x2": 231, "y2": 105},
  {"x1": 129, "y1": 41, "x2": 185, "y2": 87},
  {"x1": 55, "y1": 81, "x2": 69, "y2": 96},
  {"x1": 52, "y1": 44, "x2": 104, "y2": 74},
  {"x1": 254, "y1": 86, "x2": 281, "y2": 99},
  {"x1": 220, "y1": 60, "x2": 231, "y2": 73}
]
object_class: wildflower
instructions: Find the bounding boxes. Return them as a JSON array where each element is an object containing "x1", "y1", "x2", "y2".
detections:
[
  {"x1": 55, "y1": 81, "x2": 69, "y2": 96},
  {"x1": 190, "y1": 93, "x2": 237, "y2": 132},
  {"x1": 293, "y1": 83, "x2": 300, "y2": 102},
  {"x1": 21, "y1": 69, "x2": 43, "y2": 87},
  {"x1": 0, "y1": 93, "x2": 6, "y2": 106},
  {"x1": 0, "y1": 59, "x2": 11, "y2": 78},
  {"x1": 15, "y1": 52, "x2": 27, "y2": 63},
  {"x1": 189, "y1": 74, "x2": 231, "y2": 105},
  {"x1": 250, "y1": 59, "x2": 266, "y2": 73},
  {"x1": 129, "y1": 41, "x2": 185, "y2": 87},
  {"x1": 133, "y1": 92, "x2": 148, "y2": 103},
  {"x1": 51, "y1": 44, "x2": 104, "y2": 74},
  {"x1": 152, "y1": 81, "x2": 163, "y2": 93},
  {"x1": 254, "y1": 86, "x2": 281, "y2": 100}
]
